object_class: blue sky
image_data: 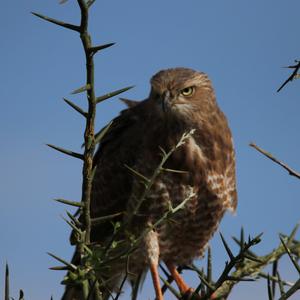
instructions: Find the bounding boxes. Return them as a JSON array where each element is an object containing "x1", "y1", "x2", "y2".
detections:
[{"x1": 1, "y1": 0, "x2": 300, "y2": 299}]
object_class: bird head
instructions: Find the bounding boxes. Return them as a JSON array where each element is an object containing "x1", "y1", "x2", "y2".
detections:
[{"x1": 149, "y1": 68, "x2": 217, "y2": 122}]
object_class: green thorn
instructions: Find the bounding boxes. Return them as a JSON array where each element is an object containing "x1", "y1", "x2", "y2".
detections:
[
  {"x1": 276, "y1": 271, "x2": 285, "y2": 296},
  {"x1": 49, "y1": 265, "x2": 69, "y2": 271},
  {"x1": 91, "y1": 212, "x2": 124, "y2": 225},
  {"x1": 96, "y1": 86, "x2": 134, "y2": 103},
  {"x1": 31, "y1": 12, "x2": 80, "y2": 32},
  {"x1": 63, "y1": 98, "x2": 87, "y2": 117},
  {"x1": 94, "y1": 120, "x2": 113, "y2": 145},
  {"x1": 47, "y1": 252, "x2": 77, "y2": 270},
  {"x1": 46, "y1": 144, "x2": 84, "y2": 160},
  {"x1": 54, "y1": 198, "x2": 84, "y2": 208},
  {"x1": 280, "y1": 237, "x2": 300, "y2": 275},
  {"x1": 70, "y1": 84, "x2": 91, "y2": 95},
  {"x1": 66, "y1": 211, "x2": 81, "y2": 227},
  {"x1": 124, "y1": 164, "x2": 150, "y2": 183}
]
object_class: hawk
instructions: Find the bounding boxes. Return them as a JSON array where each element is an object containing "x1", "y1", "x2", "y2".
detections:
[{"x1": 62, "y1": 68, "x2": 237, "y2": 300}]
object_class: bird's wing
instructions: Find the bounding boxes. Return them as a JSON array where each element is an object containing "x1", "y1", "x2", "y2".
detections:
[{"x1": 89, "y1": 100, "x2": 148, "y2": 242}]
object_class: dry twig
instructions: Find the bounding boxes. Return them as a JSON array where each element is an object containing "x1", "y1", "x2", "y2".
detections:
[{"x1": 250, "y1": 143, "x2": 300, "y2": 180}]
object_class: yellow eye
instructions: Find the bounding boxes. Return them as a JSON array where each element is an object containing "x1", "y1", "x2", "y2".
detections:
[{"x1": 180, "y1": 86, "x2": 194, "y2": 97}]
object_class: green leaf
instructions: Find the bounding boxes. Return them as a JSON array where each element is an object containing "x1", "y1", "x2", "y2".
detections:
[
  {"x1": 96, "y1": 86, "x2": 134, "y2": 103},
  {"x1": 31, "y1": 12, "x2": 80, "y2": 32},
  {"x1": 47, "y1": 144, "x2": 84, "y2": 160},
  {"x1": 63, "y1": 98, "x2": 87, "y2": 117}
]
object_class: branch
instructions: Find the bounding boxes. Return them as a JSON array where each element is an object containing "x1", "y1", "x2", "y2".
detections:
[
  {"x1": 250, "y1": 143, "x2": 300, "y2": 180},
  {"x1": 129, "y1": 129, "x2": 195, "y2": 219},
  {"x1": 277, "y1": 60, "x2": 300, "y2": 92},
  {"x1": 211, "y1": 227, "x2": 300, "y2": 299}
]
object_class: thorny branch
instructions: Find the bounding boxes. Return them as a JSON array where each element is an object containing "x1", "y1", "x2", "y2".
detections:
[
  {"x1": 128, "y1": 129, "x2": 195, "y2": 221},
  {"x1": 28, "y1": 2, "x2": 300, "y2": 300},
  {"x1": 277, "y1": 60, "x2": 300, "y2": 92},
  {"x1": 179, "y1": 226, "x2": 300, "y2": 300}
]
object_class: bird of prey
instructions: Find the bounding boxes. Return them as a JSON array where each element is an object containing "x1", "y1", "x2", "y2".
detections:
[{"x1": 62, "y1": 67, "x2": 237, "y2": 300}]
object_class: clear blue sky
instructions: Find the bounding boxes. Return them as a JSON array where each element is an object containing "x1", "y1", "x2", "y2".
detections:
[{"x1": 1, "y1": 1, "x2": 300, "y2": 299}]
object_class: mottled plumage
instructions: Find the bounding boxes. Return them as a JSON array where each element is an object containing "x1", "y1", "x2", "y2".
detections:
[{"x1": 62, "y1": 68, "x2": 237, "y2": 300}]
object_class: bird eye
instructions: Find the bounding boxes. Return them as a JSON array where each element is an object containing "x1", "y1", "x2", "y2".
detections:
[{"x1": 180, "y1": 86, "x2": 194, "y2": 97}]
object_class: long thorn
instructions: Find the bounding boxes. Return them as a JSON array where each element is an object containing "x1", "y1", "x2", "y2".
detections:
[
  {"x1": 89, "y1": 43, "x2": 115, "y2": 55},
  {"x1": 5, "y1": 263, "x2": 9, "y2": 300},
  {"x1": 280, "y1": 237, "x2": 300, "y2": 274},
  {"x1": 47, "y1": 144, "x2": 84, "y2": 160},
  {"x1": 220, "y1": 232, "x2": 234, "y2": 260},
  {"x1": 31, "y1": 12, "x2": 80, "y2": 32},
  {"x1": 54, "y1": 198, "x2": 84, "y2": 208},
  {"x1": 47, "y1": 252, "x2": 77, "y2": 270},
  {"x1": 96, "y1": 86, "x2": 134, "y2": 103},
  {"x1": 63, "y1": 98, "x2": 87, "y2": 117}
]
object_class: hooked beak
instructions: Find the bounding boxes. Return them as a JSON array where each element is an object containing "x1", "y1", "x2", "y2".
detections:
[{"x1": 161, "y1": 90, "x2": 171, "y2": 113}]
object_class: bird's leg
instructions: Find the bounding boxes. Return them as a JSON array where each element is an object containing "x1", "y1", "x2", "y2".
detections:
[
  {"x1": 150, "y1": 261, "x2": 164, "y2": 300},
  {"x1": 165, "y1": 262, "x2": 192, "y2": 295},
  {"x1": 144, "y1": 228, "x2": 163, "y2": 300}
]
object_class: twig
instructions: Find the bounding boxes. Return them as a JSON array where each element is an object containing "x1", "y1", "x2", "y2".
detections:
[
  {"x1": 129, "y1": 129, "x2": 195, "y2": 220},
  {"x1": 277, "y1": 60, "x2": 300, "y2": 92},
  {"x1": 211, "y1": 227, "x2": 300, "y2": 299},
  {"x1": 250, "y1": 143, "x2": 300, "y2": 180}
]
